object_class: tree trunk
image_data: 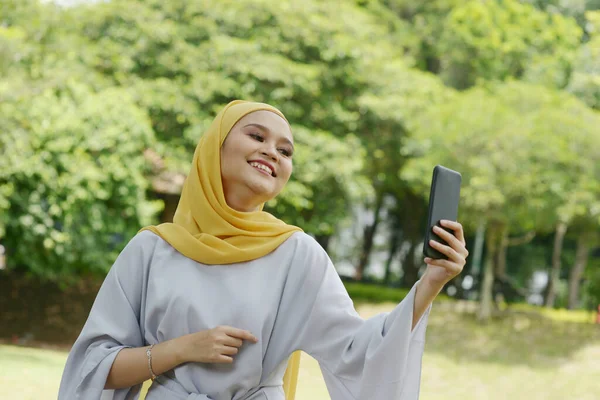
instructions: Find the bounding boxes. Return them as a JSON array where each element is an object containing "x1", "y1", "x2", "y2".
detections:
[
  {"x1": 159, "y1": 193, "x2": 180, "y2": 223},
  {"x1": 383, "y1": 226, "x2": 402, "y2": 284},
  {"x1": 496, "y1": 227, "x2": 509, "y2": 279},
  {"x1": 568, "y1": 233, "x2": 592, "y2": 310},
  {"x1": 315, "y1": 234, "x2": 331, "y2": 253},
  {"x1": 401, "y1": 241, "x2": 420, "y2": 288},
  {"x1": 545, "y1": 222, "x2": 568, "y2": 308},
  {"x1": 470, "y1": 220, "x2": 486, "y2": 277},
  {"x1": 354, "y1": 192, "x2": 384, "y2": 281},
  {"x1": 490, "y1": 226, "x2": 509, "y2": 309},
  {"x1": 397, "y1": 190, "x2": 427, "y2": 288},
  {"x1": 494, "y1": 229, "x2": 535, "y2": 306},
  {"x1": 478, "y1": 227, "x2": 499, "y2": 321},
  {"x1": 496, "y1": 229, "x2": 535, "y2": 279}
]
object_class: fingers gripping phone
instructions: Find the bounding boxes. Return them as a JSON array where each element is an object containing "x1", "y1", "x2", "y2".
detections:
[{"x1": 423, "y1": 165, "x2": 462, "y2": 259}]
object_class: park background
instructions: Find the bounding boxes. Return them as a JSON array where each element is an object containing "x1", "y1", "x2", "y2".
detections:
[{"x1": 1, "y1": 0, "x2": 600, "y2": 399}]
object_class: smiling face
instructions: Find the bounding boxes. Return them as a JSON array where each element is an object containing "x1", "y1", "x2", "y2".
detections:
[{"x1": 220, "y1": 110, "x2": 294, "y2": 212}]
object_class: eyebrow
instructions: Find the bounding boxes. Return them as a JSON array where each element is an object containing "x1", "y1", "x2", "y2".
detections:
[{"x1": 243, "y1": 123, "x2": 295, "y2": 150}]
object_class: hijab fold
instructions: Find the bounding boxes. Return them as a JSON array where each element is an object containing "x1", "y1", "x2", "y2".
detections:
[{"x1": 141, "y1": 100, "x2": 302, "y2": 265}]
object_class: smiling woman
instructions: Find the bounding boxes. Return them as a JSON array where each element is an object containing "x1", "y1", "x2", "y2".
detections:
[
  {"x1": 220, "y1": 111, "x2": 294, "y2": 212},
  {"x1": 58, "y1": 100, "x2": 466, "y2": 400}
]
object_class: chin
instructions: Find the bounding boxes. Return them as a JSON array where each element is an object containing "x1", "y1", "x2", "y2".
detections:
[{"x1": 244, "y1": 181, "x2": 276, "y2": 201}]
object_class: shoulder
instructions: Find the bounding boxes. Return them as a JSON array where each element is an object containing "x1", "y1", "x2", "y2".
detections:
[
  {"x1": 109, "y1": 230, "x2": 162, "y2": 279},
  {"x1": 282, "y1": 232, "x2": 333, "y2": 281},
  {"x1": 115, "y1": 230, "x2": 162, "y2": 263},
  {"x1": 126, "y1": 229, "x2": 161, "y2": 250},
  {"x1": 285, "y1": 232, "x2": 329, "y2": 260}
]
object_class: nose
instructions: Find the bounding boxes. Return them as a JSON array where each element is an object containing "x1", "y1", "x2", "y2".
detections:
[{"x1": 260, "y1": 144, "x2": 279, "y2": 162}]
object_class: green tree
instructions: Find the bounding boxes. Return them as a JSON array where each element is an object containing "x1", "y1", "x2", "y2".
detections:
[
  {"x1": 401, "y1": 81, "x2": 600, "y2": 318},
  {"x1": 353, "y1": 60, "x2": 455, "y2": 281},
  {"x1": 438, "y1": 0, "x2": 582, "y2": 89},
  {"x1": 378, "y1": 0, "x2": 583, "y2": 89},
  {"x1": 65, "y1": 0, "x2": 407, "y2": 239},
  {"x1": 567, "y1": 11, "x2": 600, "y2": 110}
]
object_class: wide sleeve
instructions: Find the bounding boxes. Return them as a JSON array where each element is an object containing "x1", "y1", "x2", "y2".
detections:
[
  {"x1": 293, "y1": 241, "x2": 431, "y2": 400},
  {"x1": 58, "y1": 231, "x2": 158, "y2": 400}
]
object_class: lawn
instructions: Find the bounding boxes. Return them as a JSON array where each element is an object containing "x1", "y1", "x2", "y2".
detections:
[{"x1": 2, "y1": 301, "x2": 599, "y2": 400}]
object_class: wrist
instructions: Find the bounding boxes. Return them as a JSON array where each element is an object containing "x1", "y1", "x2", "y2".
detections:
[
  {"x1": 167, "y1": 335, "x2": 189, "y2": 365},
  {"x1": 420, "y1": 272, "x2": 445, "y2": 296}
]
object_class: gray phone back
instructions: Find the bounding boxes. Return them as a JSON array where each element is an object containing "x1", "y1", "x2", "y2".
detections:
[{"x1": 423, "y1": 165, "x2": 462, "y2": 259}]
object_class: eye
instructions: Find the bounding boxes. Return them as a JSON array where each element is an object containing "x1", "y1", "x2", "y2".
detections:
[
  {"x1": 278, "y1": 148, "x2": 293, "y2": 157},
  {"x1": 249, "y1": 133, "x2": 264, "y2": 142}
]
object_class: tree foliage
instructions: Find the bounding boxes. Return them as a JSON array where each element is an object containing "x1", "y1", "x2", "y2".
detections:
[{"x1": 0, "y1": 0, "x2": 598, "y2": 309}]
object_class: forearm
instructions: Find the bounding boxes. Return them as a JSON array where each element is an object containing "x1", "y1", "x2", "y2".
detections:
[
  {"x1": 105, "y1": 338, "x2": 184, "y2": 390},
  {"x1": 412, "y1": 273, "x2": 443, "y2": 330}
]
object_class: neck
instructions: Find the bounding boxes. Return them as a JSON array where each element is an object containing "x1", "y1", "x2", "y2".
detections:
[{"x1": 223, "y1": 188, "x2": 262, "y2": 212}]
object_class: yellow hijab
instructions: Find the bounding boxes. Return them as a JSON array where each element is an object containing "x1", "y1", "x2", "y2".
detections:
[{"x1": 141, "y1": 100, "x2": 302, "y2": 264}]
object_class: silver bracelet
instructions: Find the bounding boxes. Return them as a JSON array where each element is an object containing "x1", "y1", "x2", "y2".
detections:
[{"x1": 146, "y1": 344, "x2": 157, "y2": 381}]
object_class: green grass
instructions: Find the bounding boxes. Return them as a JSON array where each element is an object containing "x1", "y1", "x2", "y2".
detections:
[
  {"x1": 0, "y1": 345, "x2": 66, "y2": 400},
  {"x1": 2, "y1": 302, "x2": 599, "y2": 400},
  {"x1": 508, "y1": 302, "x2": 597, "y2": 323}
]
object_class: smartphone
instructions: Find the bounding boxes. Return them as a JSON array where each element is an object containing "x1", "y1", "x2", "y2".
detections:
[{"x1": 423, "y1": 165, "x2": 462, "y2": 259}]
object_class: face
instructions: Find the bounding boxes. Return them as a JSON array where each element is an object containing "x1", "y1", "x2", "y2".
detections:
[{"x1": 220, "y1": 110, "x2": 294, "y2": 212}]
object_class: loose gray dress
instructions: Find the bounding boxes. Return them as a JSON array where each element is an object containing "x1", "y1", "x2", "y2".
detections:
[{"x1": 58, "y1": 231, "x2": 430, "y2": 400}]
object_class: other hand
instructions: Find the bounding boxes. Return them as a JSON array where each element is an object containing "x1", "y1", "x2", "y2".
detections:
[{"x1": 177, "y1": 325, "x2": 258, "y2": 364}]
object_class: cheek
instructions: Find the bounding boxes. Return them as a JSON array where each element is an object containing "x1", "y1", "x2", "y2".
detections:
[
  {"x1": 223, "y1": 138, "x2": 251, "y2": 164},
  {"x1": 220, "y1": 149, "x2": 234, "y2": 183},
  {"x1": 221, "y1": 142, "x2": 241, "y2": 167},
  {"x1": 279, "y1": 160, "x2": 293, "y2": 182}
]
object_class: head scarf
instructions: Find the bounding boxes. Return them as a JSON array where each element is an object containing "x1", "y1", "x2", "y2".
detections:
[{"x1": 141, "y1": 100, "x2": 302, "y2": 265}]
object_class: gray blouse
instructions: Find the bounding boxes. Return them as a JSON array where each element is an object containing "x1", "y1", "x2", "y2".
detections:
[{"x1": 58, "y1": 231, "x2": 430, "y2": 400}]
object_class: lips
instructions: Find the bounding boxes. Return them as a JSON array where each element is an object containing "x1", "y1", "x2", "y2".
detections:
[{"x1": 248, "y1": 160, "x2": 276, "y2": 177}]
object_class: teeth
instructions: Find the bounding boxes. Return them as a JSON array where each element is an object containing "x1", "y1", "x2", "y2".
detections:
[{"x1": 249, "y1": 162, "x2": 273, "y2": 176}]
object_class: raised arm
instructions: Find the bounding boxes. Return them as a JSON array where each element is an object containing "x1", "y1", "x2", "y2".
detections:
[{"x1": 271, "y1": 230, "x2": 466, "y2": 400}]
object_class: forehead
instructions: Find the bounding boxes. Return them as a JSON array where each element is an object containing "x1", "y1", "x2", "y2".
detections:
[{"x1": 235, "y1": 110, "x2": 293, "y2": 141}]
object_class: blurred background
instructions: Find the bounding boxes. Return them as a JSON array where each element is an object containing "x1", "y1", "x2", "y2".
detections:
[{"x1": 1, "y1": 0, "x2": 600, "y2": 399}]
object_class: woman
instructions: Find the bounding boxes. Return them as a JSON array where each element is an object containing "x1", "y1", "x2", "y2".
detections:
[{"x1": 58, "y1": 100, "x2": 468, "y2": 400}]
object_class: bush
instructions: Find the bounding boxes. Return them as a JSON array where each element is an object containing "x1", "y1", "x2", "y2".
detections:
[
  {"x1": 0, "y1": 83, "x2": 162, "y2": 279},
  {"x1": 343, "y1": 281, "x2": 411, "y2": 303}
]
